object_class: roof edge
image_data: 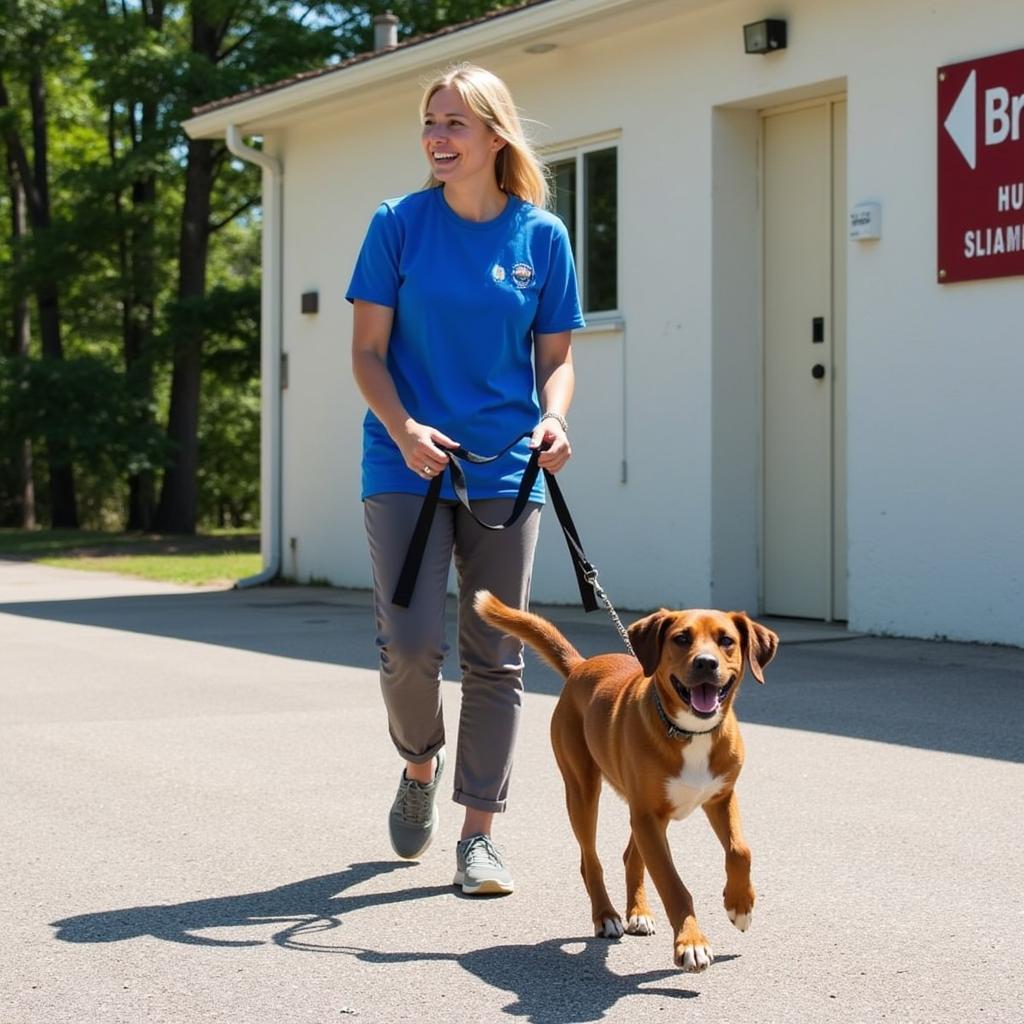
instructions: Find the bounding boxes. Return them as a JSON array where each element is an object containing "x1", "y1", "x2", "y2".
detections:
[{"x1": 183, "y1": 0, "x2": 653, "y2": 139}]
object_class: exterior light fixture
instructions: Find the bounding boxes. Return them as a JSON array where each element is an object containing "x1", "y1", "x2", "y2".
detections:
[{"x1": 743, "y1": 19, "x2": 787, "y2": 54}]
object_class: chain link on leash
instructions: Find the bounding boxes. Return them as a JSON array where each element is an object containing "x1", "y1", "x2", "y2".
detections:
[{"x1": 585, "y1": 568, "x2": 636, "y2": 658}]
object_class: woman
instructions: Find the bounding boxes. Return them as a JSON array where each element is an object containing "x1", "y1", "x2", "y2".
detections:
[{"x1": 347, "y1": 63, "x2": 584, "y2": 895}]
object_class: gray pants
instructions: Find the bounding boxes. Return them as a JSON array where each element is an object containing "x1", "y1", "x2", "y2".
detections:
[{"x1": 364, "y1": 493, "x2": 542, "y2": 813}]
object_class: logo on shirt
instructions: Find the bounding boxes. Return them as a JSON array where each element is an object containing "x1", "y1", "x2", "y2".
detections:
[
  {"x1": 511, "y1": 263, "x2": 535, "y2": 288},
  {"x1": 491, "y1": 264, "x2": 506, "y2": 282}
]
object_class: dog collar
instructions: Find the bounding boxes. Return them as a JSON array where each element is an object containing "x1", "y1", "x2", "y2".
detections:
[{"x1": 652, "y1": 686, "x2": 720, "y2": 740}]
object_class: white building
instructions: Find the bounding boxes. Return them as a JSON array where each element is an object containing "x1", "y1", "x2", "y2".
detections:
[{"x1": 184, "y1": 0, "x2": 1024, "y2": 647}]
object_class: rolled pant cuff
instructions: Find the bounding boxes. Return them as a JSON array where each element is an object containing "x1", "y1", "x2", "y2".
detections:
[
  {"x1": 453, "y1": 788, "x2": 507, "y2": 813},
  {"x1": 394, "y1": 739, "x2": 445, "y2": 765}
]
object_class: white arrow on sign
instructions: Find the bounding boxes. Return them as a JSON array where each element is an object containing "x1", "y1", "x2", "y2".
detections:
[{"x1": 944, "y1": 69, "x2": 977, "y2": 169}]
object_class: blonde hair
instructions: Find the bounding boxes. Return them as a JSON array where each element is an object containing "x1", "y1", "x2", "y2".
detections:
[{"x1": 419, "y1": 63, "x2": 549, "y2": 208}]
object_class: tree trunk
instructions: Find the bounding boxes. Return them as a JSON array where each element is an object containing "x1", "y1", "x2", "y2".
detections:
[
  {"x1": 123, "y1": 1, "x2": 164, "y2": 532},
  {"x1": 153, "y1": 6, "x2": 224, "y2": 535},
  {"x1": 0, "y1": 67, "x2": 77, "y2": 527},
  {"x1": 30, "y1": 68, "x2": 77, "y2": 527},
  {"x1": 154, "y1": 135, "x2": 215, "y2": 533},
  {"x1": 122, "y1": 121, "x2": 159, "y2": 531},
  {"x1": 5, "y1": 144, "x2": 36, "y2": 528}
]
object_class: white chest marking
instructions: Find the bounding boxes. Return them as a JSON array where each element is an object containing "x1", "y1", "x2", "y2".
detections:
[{"x1": 665, "y1": 734, "x2": 724, "y2": 820}]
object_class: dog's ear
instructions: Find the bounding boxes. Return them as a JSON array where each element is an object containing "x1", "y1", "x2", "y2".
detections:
[
  {"x1": 730, "y1": 613, "x2": 779, "y2": 684},
  {"x1": 628, "y1": 610, "x2": 672, "y2": 676}
]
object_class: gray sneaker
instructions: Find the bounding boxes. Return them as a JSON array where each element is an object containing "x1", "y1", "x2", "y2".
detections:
[
  {"x1": 453, "y1": 833, "x2": 514, "y2": 895},
  {"x1": 388, "y1": 748, "x2": 445, "y2": 860}
]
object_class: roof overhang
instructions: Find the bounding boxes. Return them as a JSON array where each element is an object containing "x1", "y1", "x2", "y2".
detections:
[{"x1": 183, "y1": 0, "x2": 723, "y2": 140}]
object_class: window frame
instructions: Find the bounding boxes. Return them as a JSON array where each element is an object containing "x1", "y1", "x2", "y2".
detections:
[{"x1": 545, "y1": 136, "x2": 622, "y2": 324}]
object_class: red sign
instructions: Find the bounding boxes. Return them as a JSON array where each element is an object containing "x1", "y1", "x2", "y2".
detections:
[{"x1": 937, "y1": 48, "x2": 1024, "y2": 284}]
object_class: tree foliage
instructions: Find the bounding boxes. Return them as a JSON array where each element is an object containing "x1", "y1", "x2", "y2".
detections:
[{"x1": 0, "y1": 0, "x2": 521, "y2": 531}]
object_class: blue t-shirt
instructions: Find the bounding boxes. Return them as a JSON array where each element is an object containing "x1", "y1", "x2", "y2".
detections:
[{"x1": 346, "y1": 187, "x2": 585, "y2": 502}]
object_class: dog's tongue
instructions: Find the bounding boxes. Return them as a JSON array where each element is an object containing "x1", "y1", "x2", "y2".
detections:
[{"x1": 690, "y1": 684, "x2": 720, "y2": 714}]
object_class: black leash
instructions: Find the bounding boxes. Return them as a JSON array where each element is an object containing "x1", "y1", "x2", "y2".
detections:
[
  {"x1": 390, "y1": 435, "x2": 720, "y2": 743},
  {"x1": 391, "y1": 436, "x2": 721, "y2": 746},
  {"x1": 392, "y1": 432, "x2": 601, "y2": 613}
]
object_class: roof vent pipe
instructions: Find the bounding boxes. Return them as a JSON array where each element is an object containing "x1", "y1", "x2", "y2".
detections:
[{"x1": 373, "y1": 12, "x2": 399, "y2": 51}]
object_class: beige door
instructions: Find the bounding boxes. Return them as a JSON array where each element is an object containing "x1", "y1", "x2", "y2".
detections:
[{"x1": 763, "y1": 99, "x2": 847, "y2": 620}]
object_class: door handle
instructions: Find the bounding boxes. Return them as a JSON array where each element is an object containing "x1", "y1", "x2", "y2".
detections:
[{"x1": 811, "y1": 363, "x2": 826, "y2": 379}]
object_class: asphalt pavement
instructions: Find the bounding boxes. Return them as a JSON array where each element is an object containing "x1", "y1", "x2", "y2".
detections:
[{"x1": 2, "y1": 558, "x2": 1022, "y2": 1024}]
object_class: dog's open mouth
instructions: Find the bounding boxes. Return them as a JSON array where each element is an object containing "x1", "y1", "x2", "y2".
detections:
[{"x1": 670, "y1": 674, "x2": 735, "y2": 718}]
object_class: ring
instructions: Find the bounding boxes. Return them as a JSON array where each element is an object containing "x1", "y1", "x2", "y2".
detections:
[{"x1": 423, "y1": 465, "x2": 432, "y2": 474}]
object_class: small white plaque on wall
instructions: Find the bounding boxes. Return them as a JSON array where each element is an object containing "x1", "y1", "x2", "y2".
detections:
[{"x1": 850, "y1": 202, "x2": 881, "y2": 240}]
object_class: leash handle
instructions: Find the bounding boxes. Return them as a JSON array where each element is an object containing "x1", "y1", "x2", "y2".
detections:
[
  {"x1": 446, "y1": 432, "x2": 540, "y2": 532},
  {"x1": 391, "y1": 434, "x2": 598, "y2": 612}
]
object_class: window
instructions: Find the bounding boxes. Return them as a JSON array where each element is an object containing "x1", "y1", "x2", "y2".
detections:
[{"x1": 548, "y1": 143, "x2": 619, "y2": 317}]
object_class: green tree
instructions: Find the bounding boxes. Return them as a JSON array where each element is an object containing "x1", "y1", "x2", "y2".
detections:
[
  {"x1": 330, "y1": 1, "x2": 523, "y2": 50},
  {"x1": 155, "y1": 0, "x2": 522, "y2": 534},
  {"x1": 0, "y1": 0, "x2": 80, "y2": 525},
  {"x1": 0, "y1": 0, "x2": 521, "y2": 533},
  {"x1": 154, "y1": 1, "x2": 344, "y2": 533},
  {"x1": 73, "y1": 0, "x2": 177, "y2": 529},
  {"x1": 3, "y1": 127, "x2": 36, "y2": 526}
]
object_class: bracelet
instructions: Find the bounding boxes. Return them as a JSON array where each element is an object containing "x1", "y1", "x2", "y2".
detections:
[{"x1": 540, "y1": 411, "x2": 569, "y2": 433}]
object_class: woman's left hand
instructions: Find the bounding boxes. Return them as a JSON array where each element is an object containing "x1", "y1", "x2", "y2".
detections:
[{"x1": 529, "y1": 419, "x2": 572, "y2": 473}]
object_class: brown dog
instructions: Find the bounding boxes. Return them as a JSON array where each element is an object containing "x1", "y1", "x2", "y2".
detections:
[{"x1": 474, "y1": 590, "x2": 778, "y2": 972}]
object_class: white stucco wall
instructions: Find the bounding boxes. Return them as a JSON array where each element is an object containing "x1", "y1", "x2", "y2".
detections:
[
  {"x1": 839, "y1": 10, "x2": 1024, "y2": 646},
  {"x1": 272, "y1": 0, "x2": 1024, "y2": 646}
]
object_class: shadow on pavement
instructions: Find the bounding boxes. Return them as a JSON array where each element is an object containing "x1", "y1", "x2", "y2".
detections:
[
  {"x1": 5, "y1": 584, "x2": 1023, "y2": 763},
  {"x1": 337, "y1": 939, "x2": 701, "y2": 1022},
  {"x1": 50, "y1": 857, "x2": 700, "y2": 1021},
  {"x1": 527, "y1": 626, "x2": 1024, "y2": 765},
  {"x1": 50, "y1": 861, "x2": 442, "y2": 949},
  {"x1": 721, "y1": 635, "x2": 1024, "y2": 764},
  {"x1": 0, "y1": 586, "x2": 386, "y2": 673}
]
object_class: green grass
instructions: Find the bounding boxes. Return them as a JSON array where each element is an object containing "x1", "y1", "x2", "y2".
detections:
[
  {"x1": 42, "y1": 553, "x2": 262, "y2": 586},
  {"x1": 0, "y1": 529, "x2": 261, "y2": 587}
]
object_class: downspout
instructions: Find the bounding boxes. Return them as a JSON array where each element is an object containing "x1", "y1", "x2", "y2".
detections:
[{"x1": 226, "y1": 124, "x2": 283, "y2": 588}]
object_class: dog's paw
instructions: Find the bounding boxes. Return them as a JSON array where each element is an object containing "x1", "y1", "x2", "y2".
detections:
[
  {"x1": 727, "y1": 906, "x2": 752, "y2": 932},
  {"x1": 595, "y1": 915, "x2": 624, "y2": 938},
  {"x1": 723, "y1": 880, "x2": 754, "y2": 932},
  {"x1": 626, "y1": 914, "x2": 656, "y2": 936},
  {"x1": 675, "y1": 941, "x2": 714, "y2": 973}
]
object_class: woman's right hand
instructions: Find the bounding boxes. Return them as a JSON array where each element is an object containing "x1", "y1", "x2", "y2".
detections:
[{"x1": 396, "y1": 420, "x2": 459, "y2": 481}]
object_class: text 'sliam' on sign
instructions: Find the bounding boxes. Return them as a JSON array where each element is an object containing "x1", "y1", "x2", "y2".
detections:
[{"x1": 938, "y1": 48, "x2": 1024, "y2": 284}]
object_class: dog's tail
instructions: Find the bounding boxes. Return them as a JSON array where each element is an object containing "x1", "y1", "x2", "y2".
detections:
[{"x1": 474, "y1": 590, "x2": 583, "y2": 680}]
